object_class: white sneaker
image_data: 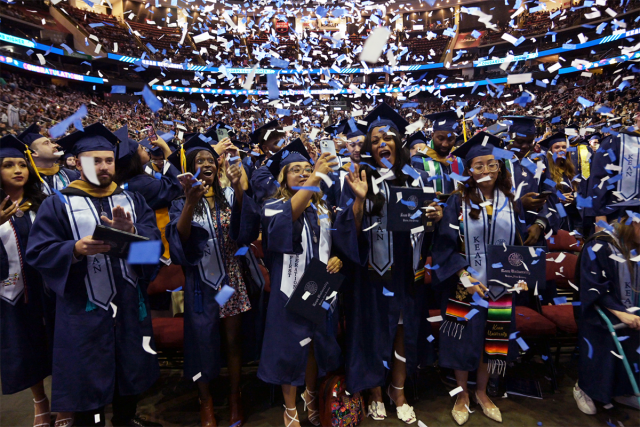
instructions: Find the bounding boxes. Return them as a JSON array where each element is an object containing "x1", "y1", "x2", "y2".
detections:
[
  {"x1": 613, "y1": 395, "x2": 640, "y2": 410},
  {"x1": 573, "y1": 383, "x2": 597, "y2": 415}
]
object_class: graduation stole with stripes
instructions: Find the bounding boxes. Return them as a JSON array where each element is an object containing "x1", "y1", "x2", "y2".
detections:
[
  {"x1": 422, "y1": 148, "x2": 464, "y2": 193},
  {"x1": 485, "y1": 294, "x2": 512, "y2": 375}
]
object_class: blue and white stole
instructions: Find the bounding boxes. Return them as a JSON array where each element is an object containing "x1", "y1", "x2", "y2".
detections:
[
  {"x1": 0, "y1": 211, "x2": 36, "y2": 305},
  {"x1": 462, "y1": 189, "x2": 516, "y2": 287},
  {"x1": 41, "y1": 169, "x2": 72, "y2": 195},
  {"x1": 618, "y1": 133, "x2": 640, "y2": 200},
  {"x1": 280, "y1": 202, "x2": 332, "y2": 298},
  {"x1": 365, "y1": 174, "x2": 425, "y2": 277},
  {"x1": 607, "y1": 236, "x2": 640, "y2": 309},
  {"x1": 64, "y1": 192, "x2": 138, "y2": 310},
  {"x1": 144, "y1": 161, "x2": 171, "y2": 177}
]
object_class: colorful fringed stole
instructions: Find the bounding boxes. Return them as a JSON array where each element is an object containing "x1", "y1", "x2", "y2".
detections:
[{"x1": 484, "y1": 294, "x2": 512, "y2": 376}]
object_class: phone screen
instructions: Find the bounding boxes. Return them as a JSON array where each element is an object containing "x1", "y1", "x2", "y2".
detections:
[
  {"x1": 146, "y1": 125, "x2": 157, "y2": 142},
  {"x1": 216, "y1": 128, "x2": 229, "y2": 141},
  {"x1": 320, "y1": 140, "x2": 339, "y2": 171}
]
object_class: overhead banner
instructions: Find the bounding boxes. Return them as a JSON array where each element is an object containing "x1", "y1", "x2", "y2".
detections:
[{"x1": 455, "y1": 32, "x2": 484, "y2": 49}]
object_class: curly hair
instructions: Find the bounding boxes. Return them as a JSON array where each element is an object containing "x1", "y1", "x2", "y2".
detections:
[
  {"x1": 358, "y1": 128, "x2": 410, "y2": 218},
  {"x1": 0, "y1": 157, "x2": 46, "y2": 212},
  {"x1": 455, "y1": 160, "x2": 516, "y2": 220}
]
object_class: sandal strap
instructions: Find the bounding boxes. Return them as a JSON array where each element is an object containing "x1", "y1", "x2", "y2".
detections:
[
  {"x1": 33, "y1": 397, "x2": 48, "y2": 404},
  {"x1": 390, "y1": 383, "x2": 404, "y2": 390},
  {"x1": 283, "y1": 405, "x2": 299, "y2": 427},
  {"x1": 34, "y1": 412, "x2": 51, "y2": 417}
]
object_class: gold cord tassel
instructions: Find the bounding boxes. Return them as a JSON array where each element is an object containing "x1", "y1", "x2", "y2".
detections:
[{"x1": 25, "y1": 147, "x2": 44, "y2": 183}]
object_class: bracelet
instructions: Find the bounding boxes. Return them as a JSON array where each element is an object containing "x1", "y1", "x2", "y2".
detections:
[{"x1": 459, "y1": 270, "x2": 470, "y2": 278}]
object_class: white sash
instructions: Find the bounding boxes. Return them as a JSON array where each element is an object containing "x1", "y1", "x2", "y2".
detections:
[
  {"x1": 280, "y1": 207, "x2": 331, "y2": 298},
  {"x1": 64, "y1": 192, "x2": 138, "y2": 310},
  {"x1": 145, "y1": 161, "x2": 171, "y2": 177},
  {"x1": 0, "y1": 211, "x2": 35, "y2": 305},
  {"x1": 618, "y1": 133, "x2": 640, "y2": 200},
  {"x1": 462, "y1": 189, "x2": 516, "y2": 286},
  {"x1": 41, "y1": 170, "x2": 71, "y2": 196},
  {"x1": 192, "y1": 188, "x2": 235, "y2": 290},
  {"x1": 609, "y1": 242, "x2": 640, "y2": 308}
]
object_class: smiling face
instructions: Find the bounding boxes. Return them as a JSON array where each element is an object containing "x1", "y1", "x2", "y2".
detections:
[
  {"x1": 432, "y1": 130, "x2": 456, "y2": 158},
  {"x1": 469, "y1": 155, "x2": 500, "y2": 193},
  {"x1": 507, "y1": 135, "x2": 535, "y2": 160},
  {"x1": 285, "y1": 161, "x2": 313, "y2": 190},
  {"x1": 1, "y1": 157, "x2": 29, "y2": 190},
  {"x1": 551, "y1": 140, "x2": 567, "y2": 159},
  {"x1": 346, "y1": 135, "x2": 364, "y2": 163},
  {"x1": 371, "y1": 126, "x2": 396, "y2": 168},
  {"x1": 194, "y1": 150, "x2": 218, "y2": 186}
]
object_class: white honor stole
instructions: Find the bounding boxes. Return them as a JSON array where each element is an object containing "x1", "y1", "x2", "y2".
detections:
[
  {"x1": 462, "y1": 189, "x2": 516, "y2": 286},
  {"x1": 193, "y1": 187, "x2": 235, "y2": 290},
  {"x1": 608, "y1": 240, "x2": 640, "y2": 309},
  {"x1": 618, "y1": 133, "x2": 640, "y2": 200},
  {"x1": 64, "y1": 192, "x2": 139, "y2": 310},
  {"x1": 280, "y1": 205, "x2": 332, "y2": 298},
  {"x1": 41, "y1": 170, "x2": 71, "y2": 196},
  {"x1": 366, "y1": 178, "x2": 425, "y2": 277},
  {"x1": 0, "y1": 211, "x2": 36, "y2": 305}
]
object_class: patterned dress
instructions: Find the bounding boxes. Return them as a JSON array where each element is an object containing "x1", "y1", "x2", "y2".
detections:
[{"x1": 211, "y1": 203, "x2": 251, "y2": 318}]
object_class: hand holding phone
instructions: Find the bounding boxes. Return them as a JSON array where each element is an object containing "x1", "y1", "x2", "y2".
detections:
[
  {"x1": 320, "y1": 140, "x2": 339, "y2": 171},
  {"x1": 145, "y1": 124, "x2": 157, "y2": 142}
]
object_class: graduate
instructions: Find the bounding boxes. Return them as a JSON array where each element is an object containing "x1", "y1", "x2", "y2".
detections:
[
  {"x1": 17, "y1": 123, "x2": 80, "y2": 195},
  {"x1": 62, "y1": 152, "x2": 77, "y2": 171},
  {"x1": 431, "y1": 132, "x2": 541, "y2": 425},
  {"x1": 251, "y1": 139, "x2": 343, "y2": 427},
  {"x1": 25, "y1": 123, "x2": 162, "y2": 427},
  {"x1": 539, "y1": 131, "x2": 582, "y2": 232},
  {"x1": 165, "y1": 135, "x2": 252, "y2": 427},
  {"x1": 144, "y1": 132, "x2": 175, "y2": 177},
  {"x1": 569, "y1": 131, "x2": 596, "y2": 236},
  {"x1": 333, "y1": 103, "x2": 443, "y2": 424},
  {"x1": 248, "y1": 120, "x2": 288, "y2": 203},
  {"x1": 575, "y1": 199, "x2": 640, "y2": 414},
  {"x1": 412, "y1": 111, "x2": 465, "y2": 195},
  {"x1": 407, "y1": 131, "x2": 428, "y2": 157},
  {"x1": 590, "y1": 99, "x2": 640, "y2": 224},
  {"x1": 113, "y1": 126, "x2": 182, "y2": 263},
  {"x1": 0, "y1": 135, "x2": 52, "y2": 427}
]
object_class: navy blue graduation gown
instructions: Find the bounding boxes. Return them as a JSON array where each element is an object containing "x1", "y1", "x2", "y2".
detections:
[
  {"x1": 257, "y1": 198, "x2": 342, "y2": 386},
  {"x1": 41, "y1": 167, "x2": 80, "y2": 192},
  {"x1": 25, "y1": 187, "x2": 160, "y2": 412},
  {"x1": 125, "y1": 165, "x2": 182, "y2": 211},
  {"x1": 571, "y1": 144, "x2": 595, "y2": 220},
  {"x1": 431, "y1": 194, "x2": 528, "y2": 371},
  {"x1": 0, "y1": 209, "x2": 52, "y2": 395},
  {"x1": 333, "y1": 183, "x2": 427, "y2": 394},
  {"x1": 578, "y1": 238, "x2": 640, "y2": 404},
  {"x1": 411, "y1": 153, "x2": 462, "y2": 194}
]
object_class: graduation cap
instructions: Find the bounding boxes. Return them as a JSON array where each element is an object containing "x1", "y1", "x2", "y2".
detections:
[
  {"x1": 113, "y1": 125, "x2": 140, "y2": 164},
  {"x1": 425, "y1": 111, "x2": 459, "y2": 132},
  {"x1": 167, "y1": 134, "x2": 218, "y2": 171},
  {"x1": 324, "y1": 120, "x2": 345, "y2": 136},
  {"x1": 407, "y1": 131, "x2": 428, "y2": 148},
  {"x1": 346, "y1": 121, "x2": 368, "y2": 139},
  {"x1": 18, "y1": 123, "x2": 46, "y2": 146},
  {"x1": 232, "y1": 139, "x2": 250, "y2": 152},
  {"x1": 502, "y1": 116, "x2": 540, "y2": 138},
  {"x1": 588, "y1": 132, "x2": 602, "y2": 141},
  {"x1": 250, "y1": 119, "x2": 281, "y2": 146},
  {"x1": 451, "y1": 131, "x2": 503, "y2": 162},
  {"x1": 608, "y1": 198, "x2": 640, "y2": 222},
  {"x1": 266, "y1": 138, "x2": 311, "y2": 179},
  {"x1": 538, "y1": 131, "x2": 567, "y2": 151},
  {"x1": 57, "y1": 123, "x2": 119, "y2": 156},
  {"x1": 0, "y1": 134, "x2": 28, "y2": 159},
  {"x1": 364, "y1": 103, "x2": 409, "y2": 135}
]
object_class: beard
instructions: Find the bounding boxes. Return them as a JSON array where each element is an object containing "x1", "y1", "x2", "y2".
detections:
[{"x1": 96, "y1": 172, "x2": 114, "y2": 188}]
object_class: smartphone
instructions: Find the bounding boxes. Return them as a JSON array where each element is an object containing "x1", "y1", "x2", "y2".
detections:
[
  {"x1": 177, "y1": 172, "x2": 194, "y2": 186},
  {"x1": 216, "y1": 128, "x2": 229, "y2": 141},
  {"x1": 145, "y1": 124, "x2": 157, "y2": 142},
  {"x1": 534, "y1": 190, "x2": 554, "y2": 200},
  {"x1": 320, "y1": 140, "x2": 339, "y2": 171}
]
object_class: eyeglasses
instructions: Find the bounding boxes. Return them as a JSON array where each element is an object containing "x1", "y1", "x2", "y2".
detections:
[
  {"x1": 288, "y1": 166, "x2": 313, "y2": 175},
  {"x1": 471, "y1": 162, "x2": 500, "y2": 173}
]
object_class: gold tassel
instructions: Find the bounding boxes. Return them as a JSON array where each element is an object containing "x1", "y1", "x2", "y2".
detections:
[
  {"x1": 25, "y1": 147, "x2": 44, "y2": 183},
  {"x1": 462, "y1": 119, "x2": 468, "y2": 142},
  {"x1": 180, "y1": 143, "x2": 187, "y2": 174}
]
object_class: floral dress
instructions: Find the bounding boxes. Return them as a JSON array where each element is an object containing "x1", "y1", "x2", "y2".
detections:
[{"x1": 212, "y1": 203, "x2": 251, "y2": 318}]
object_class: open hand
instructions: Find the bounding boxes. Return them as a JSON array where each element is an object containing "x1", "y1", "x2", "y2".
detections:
[
  {"x1": 345, "y1": 163, "x2": 368, "y2": 200},
  {"x1": 102, "y1": 205, "x2": 134, "y2": 233}
]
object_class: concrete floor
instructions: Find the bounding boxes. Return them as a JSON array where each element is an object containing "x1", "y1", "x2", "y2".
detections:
[{"x1": 1, "y1": 361, "x2": 638, "y2": 427}]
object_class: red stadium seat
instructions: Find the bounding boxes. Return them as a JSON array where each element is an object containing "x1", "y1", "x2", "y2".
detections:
[
  {"x1": 151, "y1": 317, "x2": 184, "y2": 349},
  {"x1": 547, "y1": 230, "x2": 582, "y2": 252},
  {"x1": 515, "y1": 306, "x2": 557, "y2": 337}
]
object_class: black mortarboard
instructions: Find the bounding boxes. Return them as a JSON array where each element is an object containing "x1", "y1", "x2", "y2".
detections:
[
  {"x1": 204, "y1": 122, "x2": 237, "y2": 142},
  {"x1": 167, "y1": 134, "x2": 219, "y2": 171},
  {"x1": 113, "y1": 125, "x2": 139, "y2": 163},
  {"x1": 0, "y1": 134, "x2": 27, "y2": 159},
  {"x1": 364, "y1": 103, "x2": 409, "y2": 136},
  {"x1": 538, "y1": 131, "x2": 567, "y2": 150},
  {"x1": 503, "y1": 116, "x2": 540, "y2": 138},
  {"x1": 451, "y1": 131, "x2": 503, "y2": 162},
  {"x1": 250, "y1": 119, "x2": 282, "y2": 146},
  {"x1": 425, "y1": 111, "x2": 460, "y2": 132},
  {"x1": 407, "y1": 131, "x2": 428, "y2": 148},
  {"x1": 18, "y1": 123, "x2": 46, "y2": 146},
  {"x1": 266, "y1": 138, "x2": 311, "y2": 179},
  {"x1": 57, "y1": 123, "x2": 119, "y2": 156}
]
